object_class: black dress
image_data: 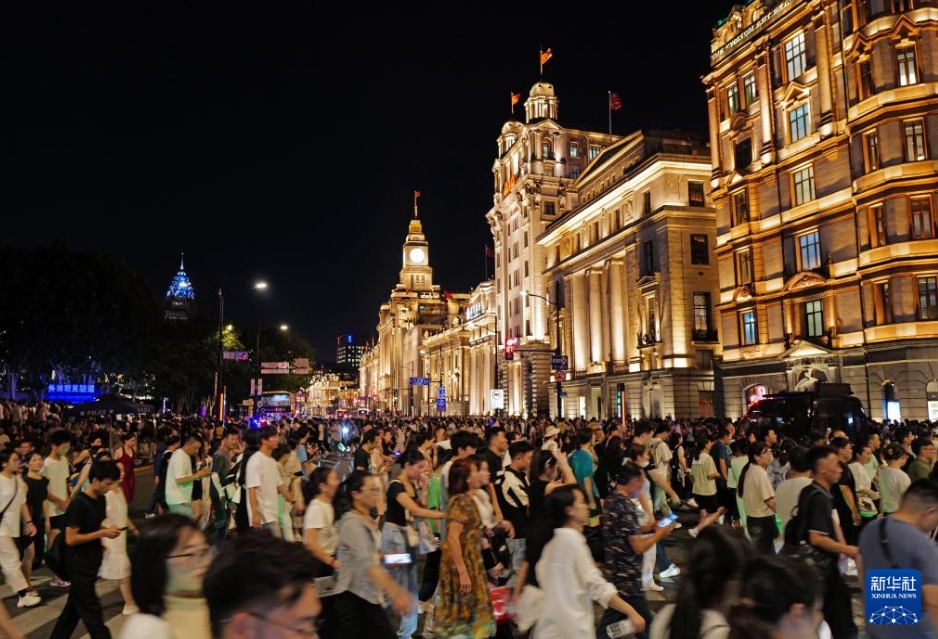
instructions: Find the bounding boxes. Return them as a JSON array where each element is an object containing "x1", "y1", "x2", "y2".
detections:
[{"x1": 24, "y1": 475, "x2": 49, "y2": 564}]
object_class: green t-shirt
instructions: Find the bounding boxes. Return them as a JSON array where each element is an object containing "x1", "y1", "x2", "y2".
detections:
[{"x1": 569, "y1": 449, "x2": 599, "y2": 499}]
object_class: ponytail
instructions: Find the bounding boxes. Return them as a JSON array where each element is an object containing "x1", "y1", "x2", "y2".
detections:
[
  {"x1": 726, "y1": 604, "x2": 773, "y2": 639},
  {"x1": 737, "y1": 443, "x2": 767, "y2": 499},
  {"x1": 728, "y1": 556, "x2": 821, "y2": 639},
  {"x1": 334, "y1": 470, "x2": 369, "y2": 520}
]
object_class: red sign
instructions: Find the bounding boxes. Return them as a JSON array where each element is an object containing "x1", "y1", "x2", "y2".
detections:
[{"x1": 505, "y1": 337, "x2": 517, "y2": 361}]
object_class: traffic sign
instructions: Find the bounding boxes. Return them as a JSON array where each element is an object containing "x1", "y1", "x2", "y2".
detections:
[
  {"x1": 293, "y1": 358, "x2": 310, "y2": 369},
  {"x1": 223, "y1": 350, "x2": 250, "y2": 361},
  {"x1": 261, "y1": 361, "x2": 290, "y2": 369},
  {"x1": 490, "y1": 389, "x2": 504, "y2": 409},
  {"x1": 550, "y1": 355, "x2": 569, "y2": 370},
  {"x1": 410, "y1": 377, "x2": 430, "y2": 386},
  {"x1": 437, "y1": 386, "x2": 446, "y2": 398},
  {"x1": 261, "y1": 368, "x2": 290, "y2": 375},
  {"x1": 554, "y1": 370, "x2": 566, "y2": 382},
  {"x1": 436, "y1": 398, "x2": 447, "y2": 412}
]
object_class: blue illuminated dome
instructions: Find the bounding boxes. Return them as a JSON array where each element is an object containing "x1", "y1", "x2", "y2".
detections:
[{"x1": 165, "y1": 253, "x2": 196, "y2": 320}]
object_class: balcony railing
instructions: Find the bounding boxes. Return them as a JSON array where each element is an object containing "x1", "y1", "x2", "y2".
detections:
[
  {"x1": 692, "y1": 329, "x2": 719, "y2": 342},
  {"x1": 637, "y1": 333, "x2": 661, "y2": 348}
]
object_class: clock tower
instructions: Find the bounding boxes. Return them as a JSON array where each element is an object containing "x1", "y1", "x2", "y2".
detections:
[{"x1": 399, "y1": 203, "x2": 433, "y2": 292}]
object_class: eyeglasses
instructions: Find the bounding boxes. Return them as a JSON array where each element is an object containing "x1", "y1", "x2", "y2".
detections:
[
  {"x1": 167, "y1": 545, "x2": 216, "y2": 563},
  {"x1": 246, "y1": 611, "x2": 321, "y2": 637}
]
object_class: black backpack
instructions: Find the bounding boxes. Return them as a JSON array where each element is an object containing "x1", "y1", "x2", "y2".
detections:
[{"x1": 781, "y1": 483, "x2": 833, "y2": 573}]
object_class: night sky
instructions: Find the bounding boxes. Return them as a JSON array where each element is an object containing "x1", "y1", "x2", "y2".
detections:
[{"x1": 4, "y1": 4, "x2": 737, "y2": 361}]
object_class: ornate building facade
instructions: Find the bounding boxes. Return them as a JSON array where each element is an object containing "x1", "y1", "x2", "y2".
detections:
[
  {"x1": 487, "y1": 82, "x2": 619, "y2": 417},
  {"x1": 358, "y1": 208, "x2": 470, "y2": 416},
  {"x1": 707, "y1": 0, "x2": 938, "y2": 420},
  {"x1": 539, "y1": 130, "x2": 718, "y2": 420},
  {"x1": 164, "y1": 253, "x2": 196, "y2": 320}
]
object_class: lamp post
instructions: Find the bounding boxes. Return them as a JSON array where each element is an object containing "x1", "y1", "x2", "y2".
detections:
[
  {"x1": 252, "y1": 281, "x2": 269, "y2": 418},
  {"x1": 521, "y1": 290, "x2": 563, "y2": 419}
]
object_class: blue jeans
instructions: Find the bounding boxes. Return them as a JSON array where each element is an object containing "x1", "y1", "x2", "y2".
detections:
[
  {"x1": 506, "y1": 537, "x2": 526, "y2": 587},
  {"x1": 381, "y1": 523, "x2": 418, "y2": 639},
  {"x1": 655, "y1": 538, "x2": 673, "y2": 572}
]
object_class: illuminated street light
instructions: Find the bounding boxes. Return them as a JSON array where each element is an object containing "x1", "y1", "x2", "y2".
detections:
[
  {"x1": 279, "y1": 324, "x2": 289, "y2": 331},
  {"x1": 254, "y1": 281, "x2": 268, "y2": 290}
]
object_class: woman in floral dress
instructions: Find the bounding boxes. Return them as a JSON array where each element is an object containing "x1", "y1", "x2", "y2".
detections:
[{"x1": 434, "y1": 457, "x2": 495, "y2": 639}]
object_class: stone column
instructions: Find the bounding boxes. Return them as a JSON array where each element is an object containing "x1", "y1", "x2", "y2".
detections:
[
  {"x1": 705, "y1": 81, "x2": 722, "y2": 185},
  {"x1": 813, "y1": 10, "x2": 834, "y2": 131},
  {"x1": 589, "y1": 269, "x2": 604, "y2": 365},
  {"x1": 572, "y1": 272, "x2": 590, "y2": 372},
  {"x1": 609, "y1": 258, "x2": 626, "y2": 363},
  {"x1": 756, "y1": 43, "x2": 775, "y2": 163}
]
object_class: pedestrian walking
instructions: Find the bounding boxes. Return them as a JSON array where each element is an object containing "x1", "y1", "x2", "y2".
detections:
[
  {"x1": 49, "y1": 460, "x2": 123, "y2": 639},
  {"x1": 0, "y1": 451, "x2": 41, "y2": 608}
]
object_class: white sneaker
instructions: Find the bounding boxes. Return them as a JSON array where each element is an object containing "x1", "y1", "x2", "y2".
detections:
[
  {"x1": 718, "y1": 514, "x2": 725, "y2": 526},
  {"x1": 17, "y1": 592, "x2": 41, "y2": 608},
  {"x1": 642, "y1": 582, "x2": 664, "y2": 592},
  {"x1": 686, "y1": 498, "x2": 699, "y2": 508},
  {"x1": 689, "y1": 528, "x2": 699, "y2": 539},
  {"x1": 123, "y1": 604, "x2": 140, "y2": 615},
  {"x1": 659, "y1": 564, "x2": 681, "y2": 579}
]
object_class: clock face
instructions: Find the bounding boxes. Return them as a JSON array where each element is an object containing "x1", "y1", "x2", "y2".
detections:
[{"x1": 409, "y1": 247, "x2": 425, "y2": 263}]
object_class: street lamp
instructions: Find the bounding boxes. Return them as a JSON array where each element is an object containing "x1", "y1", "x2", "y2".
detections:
[
  {"x1": 253, "y1": 281, "x2": 269, "y2": 418},
  {"x1": 521, "y1": 289, "x2": 564, "y2": 419}
]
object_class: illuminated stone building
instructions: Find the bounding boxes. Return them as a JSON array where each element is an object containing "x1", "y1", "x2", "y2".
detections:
[
  {"x1": 465, "y1": 280, "x2": 498, "y2": 415},
  {"x1": 706, "y1": 0, "x2": 938, "y2": 420},
  {"x1": 360, "y1": 205, "x2": 469, "y2": 416},
  {"x1": 487, "y1": 82, "x2": 619, "y2": 417},
  {"x1": 164, "y1": 254, "x2": 196, "y2": 320},
  {"x1": 539, "y1": 130, "x2": 717, "y2": 420}
]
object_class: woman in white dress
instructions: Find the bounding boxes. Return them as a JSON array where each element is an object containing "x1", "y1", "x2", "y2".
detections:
[{"x1": 101, "y1": 464, "x2": 139, "y2": 615}]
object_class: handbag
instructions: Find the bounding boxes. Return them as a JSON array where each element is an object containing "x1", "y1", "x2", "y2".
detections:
[
  {"x1": 489, "y1": 584, "x2": 514, "y2": 624},
  {"x1": 417, "y1": 518, "x2": 440, "y2": 554},
  {"x1": 391, "y1": 479, "x2": 422, "y2": 548}
]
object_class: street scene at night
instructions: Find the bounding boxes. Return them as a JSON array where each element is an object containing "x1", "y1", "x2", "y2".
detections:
[{"x1": 4, "y1": 1, "x2": 938, "y2": 638}]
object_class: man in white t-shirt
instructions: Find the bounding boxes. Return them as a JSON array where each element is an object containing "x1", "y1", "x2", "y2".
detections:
[
  {"x1": 0, "y1": 459, "x2": 40, "y2": 608},
  {"x1": 775, "y1": 446, "x2": 813, "y2": 536},
  {"x1": 246, "y1": 426, "x2": 291, "y2": 538},
  {"x1": 165, "y1": 433, "x2": 211, "y2": 518},
  {"x1": 42, "y1": 430, "x2": 73, "y2": 587}
]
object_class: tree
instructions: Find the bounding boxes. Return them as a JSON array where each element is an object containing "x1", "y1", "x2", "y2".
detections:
[{"x1": 0, "y1": 241, "x2": 161, "y2": 399}]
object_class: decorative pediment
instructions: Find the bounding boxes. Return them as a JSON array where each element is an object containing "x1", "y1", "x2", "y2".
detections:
[
  {"x1": 785, "y1": 271, "x2": 826, "y2": 291},
  {"x1": 734, "y1": 285, "x2": 754, "y2": 302},
  {"x1": 781, "y1": 82, "x2": 809, "y2": 107},
  {"x1": 781, "y1": 340, "x2": 832, "y2": 360},
  {"x1": 730, "y1": 111, "x2": 748, "y2": 132}
]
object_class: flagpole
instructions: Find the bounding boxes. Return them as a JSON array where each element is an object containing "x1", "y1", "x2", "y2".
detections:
[
  {"x1": 608, "y1": 91, "x2": 612, "y2": 135},
  {"x1": 539, "y1": 48, "x2": 543, "y2": 77}
]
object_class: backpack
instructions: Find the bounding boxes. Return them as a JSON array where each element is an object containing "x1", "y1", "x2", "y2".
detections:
[
  {"x1": 781, "y1": 483, "x2": 834, "y2": 573},
  {"x1": 45, "y1": 531, "x2": 68, "y2": 580}
]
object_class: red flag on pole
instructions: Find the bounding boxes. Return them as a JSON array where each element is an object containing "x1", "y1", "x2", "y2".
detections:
[
  {"x1": 511, "y1": 93, "x2": 521, "y2": 107},
  {"x1": 485, "y1": 245, "x2": 496, "y2": 258},
  {"x1": 610, "y1": 92, "x2": 622, "y2": 111}
]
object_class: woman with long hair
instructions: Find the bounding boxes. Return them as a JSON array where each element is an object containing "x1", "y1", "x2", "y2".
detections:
[
  {"x1": 113, "y1": 433, "x2": 137, "y2": 504},
  {"x1": 434, "y1": 458, "x2": 496, "y2": 639},
  {"x1": 650, "y1": 525, "x2": 750, "y2": 639},
  {"x1": 533, "y1": 483, "x2": 646, "y2": 638},
  {"x1": 689, "y1": 435, "x2": 720, "y2": 538},
  {"x1": 727, "y1": 555, "x2": 823, "y2": 639},
  {"x1": 596, "y1": 435, "x2": 624, "y2": 500},
  {"x1": 737, "y1": 442, "x2": 777, "y2": 554},
  {"x1": 120, "y1": 513, "x2": 213, "y2": 639},
  {"x1": 382, "y1": 447, "x2": 446, "y2": 639},
  {"x1": 325, "y1": 471, "x2": 411, "y2": 639},
  {"x1": 668, "y1": 430, "x2": 692, "y2": 502},
  {"x1": 22, "y1": 452, "x2": 48, "y2": 579},
  {"x1": 527, "y1": 447, "x2": 576, "y2": 524}
]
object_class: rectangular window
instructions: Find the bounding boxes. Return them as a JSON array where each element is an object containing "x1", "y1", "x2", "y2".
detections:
[
  {"x1": 544, "y1": 201, "x2": 556, "y2": 216},
  {"x1": 727, "y1": 83, "x2": 740, "y2": 115},
  {"x1": 897, "y1": 47, "x2": 918, "y2": 86},
  {"x1": 904, "y1": 119, "x2": 927, "y2": 161},
  {"x1": 691, "y1": 234, "x2": 709, "y2": 265},
  {"x1": 863, "y1": 130, "x2": 881, "y2": 172},
  {"x1": 733, "y1": 189, "x2": 750, "y2": 225},
  {"x1": 735, "y1": 139, "x2": 753, "y2": 170},
  {"x1": 741, "y1": 311, "x2": 758, "y2": 345},
  {"x1": 792, "y1": 165, "x2": 816, "y2": 205},
  {"x1": 524, "y1": 231, "x2": 529, "y2": 248},
  {"x1": 785, "y1": 33, "x2": 807, "y2": 81},
  {"x1": 911, "y1": 198, "x2": 934, "y2": 239},
  {"x1": 569, "y1": 142, "x2": 579, "y2": 158},
  {"x1": 871, "y1": 204, "x2": 888, "y2": 246},
  {"x1": 524, "y1": 261, "x2": 529, "y2": 278},
  {"x1": 799, "y1": 231, "x2": 822, "y2": 270},
  {"x1": 737, "y1": 249, "x2": 753, "y2": 285},
  {"x1": 643, "y1": 191, "x2": 652, "y2": 216},
  {"x1": 789, "y1": 104, "x2": 811, "y2": 142},
  {"x1": 877, "y1": 281, "x2": 894, "y2": 324},
  {"x1": 919, "y1": 276, "x2": 938, "y2": 320},
  {"x1": 688, "y1": 181, "x2": 705, "y2": 206},
  {"x1": 648, "y1": 304, "x2": 657, "y2": 339},
  {"x1": 589, "y1": 144, "x2": 601, "y2": 159},
  {"x1": 695, "y1": 350, "x2": 714, "y2": 370},
  {"x1": 541, "y1": 140, "x2": 551, "y2": 159},
  {"x1": 894, "y1": 0, "x2": 916, "y2": 12},
  {"x1": 858, "y1": 59, "x2": 874, "y2": 99},
  {"x1": 743, "y1": 72, "x2": 757, "y2": 106},
  {"x1": 693, "y1": 293, "x2": 711, "y2": 332},
  {"x1": 804, "y1": 300, "x2": 825, "y2": 338},
  {"x1": 642, "y1": 240, "x2": 656, "y2": 275}
]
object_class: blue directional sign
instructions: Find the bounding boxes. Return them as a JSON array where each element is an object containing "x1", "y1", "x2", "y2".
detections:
[
  {"x1": 409, "y1": 377, "x2": 430, "y2": 386},
  {"x1": 551, "y1": 355, "x2": 569, "y2": 370},
  {"x1": 436, "y1": 398, "x2": 447, "y2": 412},
  {"x1": 438, "y1": 386, "x2": 446, "y2": 398}
]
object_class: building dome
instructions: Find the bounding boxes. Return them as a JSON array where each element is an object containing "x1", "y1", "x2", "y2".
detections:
[{"x1": 528, "y1": 82, "x2": 556, "y2": 98}]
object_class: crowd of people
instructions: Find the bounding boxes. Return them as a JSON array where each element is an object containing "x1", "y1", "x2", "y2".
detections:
[{"x1": 0, "y1": 397, "x2": 938, "y2": 638}]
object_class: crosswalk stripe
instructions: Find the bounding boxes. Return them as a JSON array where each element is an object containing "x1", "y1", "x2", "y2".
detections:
[{"x1": 10, "y1": 578, "x2": 120, "y2": 636}]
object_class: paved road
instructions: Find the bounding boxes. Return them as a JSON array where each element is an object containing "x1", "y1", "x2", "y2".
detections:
[{"x1": 20, "y1": 468, "x2": 866, "y2": 638}]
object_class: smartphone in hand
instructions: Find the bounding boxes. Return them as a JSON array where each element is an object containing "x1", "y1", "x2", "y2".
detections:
[{"x1": 657, "y1": 513, "x2": 679, "y2": 528}]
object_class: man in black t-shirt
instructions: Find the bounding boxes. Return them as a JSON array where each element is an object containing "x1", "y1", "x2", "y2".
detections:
[
  {"x1": 800, "y1": 446, "x2": 859, "y2": 639},
  {"x1": 353, "y1": 430, "x2": 377, "y2": 474},
  {"x1": 49, "y1": 460, "x2": 122, "y2": 639}
]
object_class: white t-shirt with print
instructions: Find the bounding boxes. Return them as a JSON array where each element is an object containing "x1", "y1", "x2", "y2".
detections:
[{"x1": 245, "y1": 452, "x2": 283, "y2": 524}]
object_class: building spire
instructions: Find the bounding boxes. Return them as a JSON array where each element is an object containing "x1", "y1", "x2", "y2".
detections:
[{"x1": 179, "y1": 252, "x2": 185, "y2": 270}]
